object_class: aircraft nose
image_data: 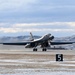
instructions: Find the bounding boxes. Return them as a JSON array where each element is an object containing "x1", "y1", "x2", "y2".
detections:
[
  {"x1": 51, "y1": 36, "x2": 54, "y2": 40},
  {"x1": 49, "y1": 36, "x2": 54, "y2": 40}
]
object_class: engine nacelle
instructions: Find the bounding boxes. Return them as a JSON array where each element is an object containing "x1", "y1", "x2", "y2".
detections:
[
  {"x1": 25, "y1": 43, "x2": 36, "y2": 48},
  {"x1": 25, "y1": 44, "x2": 31, "y2": 48},
  {"x1": 41, "y1": 42, "x2": 49, "y2": 47}
]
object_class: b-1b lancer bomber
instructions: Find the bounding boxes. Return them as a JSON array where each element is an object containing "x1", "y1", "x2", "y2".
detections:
[{"x1": 3, "y1": 32, "x2": 75, "y2": 51}]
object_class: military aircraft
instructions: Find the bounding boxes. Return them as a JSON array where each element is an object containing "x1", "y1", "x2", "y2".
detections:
[{"x1": 3, "y1": 32, "x2": 75, "y2": 51}]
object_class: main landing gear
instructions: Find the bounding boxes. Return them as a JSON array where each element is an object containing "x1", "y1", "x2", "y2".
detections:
[
  {"x1": 33, "y1": 48, "x2": 47, "y2": 51},
  {"x1": 33, "y1": 48, "x2": 37, "y2": 51},
  {"x1": 42, "y1": 48, "x2": 47, "y2": 51}
]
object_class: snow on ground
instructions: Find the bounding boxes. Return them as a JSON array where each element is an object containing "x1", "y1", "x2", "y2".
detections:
[
  {"x1": 0, "y1": 71, "x2": 75, "y2": 75},
  {"x1": 0, "y1": 46, "x2": 75, "y2": 75},
  {"x1": 0, "y1": 58, "x2": 75, "y2": 75}
]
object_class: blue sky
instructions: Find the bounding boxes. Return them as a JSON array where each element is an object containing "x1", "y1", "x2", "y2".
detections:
[{"x1": 0, "y1": 0, "x2": 75, "y2": 37}]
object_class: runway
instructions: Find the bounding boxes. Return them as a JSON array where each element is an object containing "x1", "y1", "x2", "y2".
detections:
[
  {"x1": 0, "y1": 44, "x2": 75, "y2": 55},
  {"x1": 0, "y1": 49, "x2": 75, "y2": 55},
  {"x1": 0, "y1": 45, "x2": 75, "y2": 75}
]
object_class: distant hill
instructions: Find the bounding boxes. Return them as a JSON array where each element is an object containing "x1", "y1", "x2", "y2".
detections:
[
  {"x1": 0, "y1": 35, "x2": 75, "y2": 42},
  {"x1": 0, "y1": 36, "x2": 41, "y2": 42},
  {"x1": 53, "y1": 35, "x2": 75, "y2": 42}
]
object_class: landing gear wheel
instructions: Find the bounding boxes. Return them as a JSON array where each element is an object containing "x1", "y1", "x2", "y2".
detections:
[
  {"x1": 42, "y1": 48, "x2": 47, "y2": 51},
  {"x1": 33, "y1": 48, "x2": 37, "y2": 51}
]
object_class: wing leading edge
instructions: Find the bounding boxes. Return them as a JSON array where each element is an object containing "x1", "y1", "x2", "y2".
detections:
[
  {"x1": 50, "y1": 41, "x2": 75, "y2": 45},
  {"x1": 3, "y1": 42, "x2": 31, "y2": 45},
  {"x1": 3, "y1": 38, "x2": 44, "y2": 46}
]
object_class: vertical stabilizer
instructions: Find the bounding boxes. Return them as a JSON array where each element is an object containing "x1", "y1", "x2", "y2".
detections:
[{"x1": 30, "y1": 32, "x2": 34, "y2": 41}]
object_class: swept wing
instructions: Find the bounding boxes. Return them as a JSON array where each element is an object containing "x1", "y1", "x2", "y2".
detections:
[{"x1": 50, "y1": 41, "x2": 75, "y2": 45}]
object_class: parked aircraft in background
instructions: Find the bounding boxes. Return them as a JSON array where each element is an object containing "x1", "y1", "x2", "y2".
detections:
[{"x1": 3, "y1": 32, "x2": 75, "y2": 51}]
